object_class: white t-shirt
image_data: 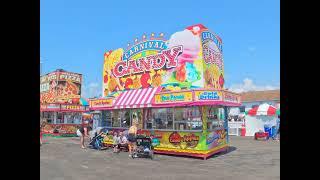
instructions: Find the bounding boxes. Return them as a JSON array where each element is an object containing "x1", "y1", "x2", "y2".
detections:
[
  {"x1": 119, "y1": 136, "x2": 128, "y2": 144},
  {"x1": 113, "y1": 136, "x2": 120, "y2": 145}
]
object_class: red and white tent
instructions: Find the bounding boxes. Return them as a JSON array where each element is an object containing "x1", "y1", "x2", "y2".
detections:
[{"x1": 247, "y1": 103, "x2": 277, "y2": 116}]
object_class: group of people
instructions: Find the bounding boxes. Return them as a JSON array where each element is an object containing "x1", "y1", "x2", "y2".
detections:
[
  {"x1": 76, "y1": 114, "x2": 139, "y2": 157},
  {"x1": 112, "y1": 131, "x2": 128, "y2": 153}
]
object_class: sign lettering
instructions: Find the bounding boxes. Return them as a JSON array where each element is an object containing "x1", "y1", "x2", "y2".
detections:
[
  {"x1": 89, "y1": 99, "x2": 113, "y2": 108},
  {"x1": 112, "y1": 46, "x2": 183, "y2": 78},
  {"x1": 155, "y1": 91, "x2": 193, "y2": 104},
  {"x1": 123, "y1": 40, "x2": 168, "y2": 60}
]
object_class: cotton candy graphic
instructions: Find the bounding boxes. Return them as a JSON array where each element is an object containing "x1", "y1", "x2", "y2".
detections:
[
  {"x1": 186, "y1": 62, "x2": 198, "y2": 82},
  {"x1": 167, "y1": 29, "x2": 201, "y2": 64}
]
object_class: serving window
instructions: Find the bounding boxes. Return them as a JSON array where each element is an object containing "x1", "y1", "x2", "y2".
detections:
[
  {"x1": 174, "y1": 107, "x2": 202, "y2": 131},
  {"x1": 117, "y1": 110, "x2": 131, "y2": 128},
  {"x1": 63, "y1": 112, "x2": 82, "y2": 124},
  {"x1": 41, "y1": 112, "x2": 55, "y2": 124},
  {"x1": 56, "y1": 112, "x2": 64, "y2": 124},
  {"x1": 150, "y1": 108, "x2": 173, "y2": 129},
  {"x1": 101, "y1": 110, "x2": 131, "y2": 128},
  {"x1": 101, "y1": 111, "x2": 112, "y2": 127},
  {"x1": 145, "y1": 107, "x2": 202, "y2": 131},
  {"x1": 206, "y1": 106, "x2": 225, "y2": 130}
]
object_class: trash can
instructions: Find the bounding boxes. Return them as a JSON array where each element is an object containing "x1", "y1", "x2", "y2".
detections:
[{"x1": 264, "y1": 125, "x2": 272, "y2": 138}]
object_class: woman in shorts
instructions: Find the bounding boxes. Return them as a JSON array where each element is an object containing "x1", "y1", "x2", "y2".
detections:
[
  {"x1": 77, "y1": 121, "x2": 90, "y2": 149},
  {"x1": 128, "y1": 114, "x2": 138, "y2": 157}
]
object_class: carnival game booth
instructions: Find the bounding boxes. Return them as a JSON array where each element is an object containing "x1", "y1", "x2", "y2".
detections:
[
  {"x1": 92, "y1": 24, "x2": 241, "y2": 159},
  {"x1": 40, "y1": 69, "x2": 89, "y2": 137}
]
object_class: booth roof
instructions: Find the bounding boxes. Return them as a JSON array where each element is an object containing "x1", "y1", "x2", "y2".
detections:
[{"x1": 241, "y1": 90, "x2": 280, "y2": 102}]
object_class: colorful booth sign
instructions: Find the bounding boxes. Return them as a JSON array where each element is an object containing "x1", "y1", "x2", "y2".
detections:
[
  {"x1": 40, "y1": 104, "x2": 60, "y2": 111},
  {"x1": 154, "y1": 91, "x2": 193, "y2": 104},
  {"x1": 194, "y1": 90, "x2": 222, "y2": 101},
  {"x1": 40, "y1": 70, "x2": 82, "y2": 104},
  {"x1": 60, "y1": 104, "x2": 87, "y2": 111},
  {"x1": 102, "y1": 24, "x2": 224, "y2": 97},
  {"x1": 89, "y1": 98, "x2": 113, "y2": 108},
  {"x1": 153, "y1": 89, "x2": 241, "y2": 106}
]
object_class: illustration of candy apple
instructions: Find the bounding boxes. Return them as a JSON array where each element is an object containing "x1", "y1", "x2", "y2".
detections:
[
  {"x1": 219, "y1": 74, "x2": 224, "y2": 88},
  {"x1": 124, "y1": 78, "x2": 133, "y2": 89},
  {"x1": 140, "y1": 72, "x2": 151, "y2": 88},
  {"x1": 176, "y1": 64, "x2": 186, "y2": 82}
]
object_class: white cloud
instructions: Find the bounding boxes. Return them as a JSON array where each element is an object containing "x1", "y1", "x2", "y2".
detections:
[
  {"x1": 82, "y1": 82, "x2": 101, "y2": 98},
  {"x1": 228, "y1": 78, "x2": 279, "y2": 93}
]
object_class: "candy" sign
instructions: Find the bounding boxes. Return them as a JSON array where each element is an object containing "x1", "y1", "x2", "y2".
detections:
[{"x1": 112, "y1": 46, "x2": 183, "y2": 78}]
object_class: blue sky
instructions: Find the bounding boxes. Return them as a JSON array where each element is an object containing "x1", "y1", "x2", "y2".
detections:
[{"x1": 40, "y1": 0, "x2": 279, "y2": 98}]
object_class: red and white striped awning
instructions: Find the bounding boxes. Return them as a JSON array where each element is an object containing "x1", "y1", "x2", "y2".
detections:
[
  {"x1": 248, "y1": 103, "x2": 277, "y2": 116},
  {"x1": 113, "y1": 87, "x2": 162, "y2": 109}
]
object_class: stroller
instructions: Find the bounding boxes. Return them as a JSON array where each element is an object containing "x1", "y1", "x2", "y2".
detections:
[
  {"x1": 132, "y1": 135, "x2": 154, "y2": 159},
  {"x1": 89, "y1": 132, "x2": 108, "y2": 150}
]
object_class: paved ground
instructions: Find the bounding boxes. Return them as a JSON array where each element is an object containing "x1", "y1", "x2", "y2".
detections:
[{"x1": 40, "y1": 136, "x2": 280, "y2": 180}]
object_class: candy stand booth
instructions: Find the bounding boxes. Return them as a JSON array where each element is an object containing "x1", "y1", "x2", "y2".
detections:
[{"x1": 90, "y1": 24, "x2": 241, "y2": 159}]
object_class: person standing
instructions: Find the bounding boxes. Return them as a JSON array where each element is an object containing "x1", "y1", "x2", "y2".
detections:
[
  {"x1": 77, "y1": 121, "x2": 90, "y2": 149},
  {"x1": 128, "y1": 114, "x2": 138, "y2": 157}
]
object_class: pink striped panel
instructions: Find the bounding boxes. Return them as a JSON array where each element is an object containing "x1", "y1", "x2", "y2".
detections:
[
  {"x1": 121, "y1": 90, "x2": 135, "y2": 108},
  {"x1": 128, "y1": 89, "x2": 142, "y2": 107},
  {"x1": 113, "y1": 87, "x2": 163, "y2": 109},
  {"x1": 114, "y1": 91, "x2": 127, "y2": 108},
  {"x1": 134, "y1": 88, "x2": 148, "y2": 107},
  {"x1": 145, "y1": 87, "x2": 160, "y2": 105},
  {"x1": 138, "y1": 88, "x2": 153, "y2": 106}
]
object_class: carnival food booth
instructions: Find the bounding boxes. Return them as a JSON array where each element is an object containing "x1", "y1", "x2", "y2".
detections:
[
  {"x1": 40, "y1": 69, "x2": 89, "y2": 136},
  {"x1": 90, "y1": 24, "x2": 241, "y2": 159}
]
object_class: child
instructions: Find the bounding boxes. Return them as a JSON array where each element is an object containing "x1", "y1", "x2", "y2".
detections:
[{"x1": 113, "y1": 132, "x2": 120, "y2": 153}]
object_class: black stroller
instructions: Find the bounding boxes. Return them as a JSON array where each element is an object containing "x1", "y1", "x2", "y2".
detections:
[
  {"x1": 89, "y1": 132, "x2": 108, "y2": 150},
  {"x1": 132, "y1": 135, "x2": 154, "y2": 159}
]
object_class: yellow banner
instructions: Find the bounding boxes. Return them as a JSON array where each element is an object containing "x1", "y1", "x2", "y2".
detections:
[
  {"x1": 89, "y1": 99, "x2": 113, "y2": 108},
  {"x1": 155, "y1": 91, "x2": 193, "y2": 104}
]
